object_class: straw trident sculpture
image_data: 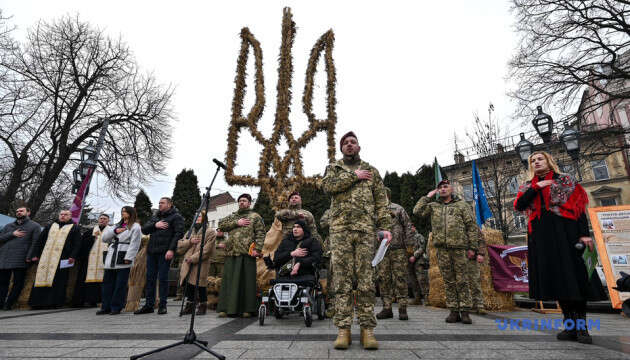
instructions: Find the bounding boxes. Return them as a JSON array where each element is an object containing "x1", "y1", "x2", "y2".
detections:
[{"x1": 225, "y1": 8, "x2": 337, "y2": 209}]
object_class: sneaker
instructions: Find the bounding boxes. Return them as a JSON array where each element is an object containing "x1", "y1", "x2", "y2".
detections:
[
  {"x1": 95, "y1": 309, "x2": 109, "y2": 315},
  {"x1": 134, "y1": 305, "x2": 154, "y2": 315},
  {"x1": 157, "y1": 307, "x2": 167, "y2": 315},
  {"x1": 110, "y1": 310, "x2": 121, "y2": 315}
]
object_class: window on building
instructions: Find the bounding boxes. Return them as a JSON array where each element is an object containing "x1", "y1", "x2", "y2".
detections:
[
  {"x1": 600, "y1": 197, "x2": 617, "y2": 207},
  {"x1": 484, "y1": 179, "x2": 496, "y2": 197},
  {"x1": 591, "y1": 160, "x2": 610, "y2": 181},
  {"x1": 508, "y1": 177, "x2": 520, "y2": 195},
  {"x1": 462, "y1": 183, "x2": 473, "y2": 201}
]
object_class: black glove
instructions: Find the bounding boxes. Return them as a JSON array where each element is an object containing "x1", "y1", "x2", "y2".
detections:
[{"x1": 263, "y1": 255, "x2": 274, "y2": 270}]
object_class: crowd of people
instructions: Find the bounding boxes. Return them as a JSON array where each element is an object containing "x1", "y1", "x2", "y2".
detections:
[{"x1": 0, "y1": 131, "x2": 602, "y2": 349}]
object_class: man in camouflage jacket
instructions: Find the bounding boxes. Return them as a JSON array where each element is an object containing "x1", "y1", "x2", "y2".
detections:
[
  {"x1": 216, "y1": 194, "x2": 265, "y2": 317},
  {"x1": 413, "y1": 179, "x2": 478, "y2": 324},
  {"x1": 275, "y1": 191, "x2": 321, "y2": 242},
  {"x1": 322, "y1": 131, "x2": 392, "y2": 350},
  {"x1": 376, "y1": 188, "x2": 415, "y2": 320}
]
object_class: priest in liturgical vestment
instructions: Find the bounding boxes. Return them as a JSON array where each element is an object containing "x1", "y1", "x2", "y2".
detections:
[
  {"x1": 72, "y1": 214, "x2": 112, "y2": 307},
  {"x1": 29, "y1": 210, "x2": 81, "y2": 309}
]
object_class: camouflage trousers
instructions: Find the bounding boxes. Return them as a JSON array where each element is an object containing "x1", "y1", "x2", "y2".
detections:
[
  {"x1": 466, "y1": 258, "x2": 484, "y2": 309},
  {"x1": 408, "y1": 260, "x2": 429, "y2": 299},
  {"x1": 331, "y1": 231, "x2": 377, "y2": 329},
  {"x1": 322, "y1": 257, "x2": 334, "y2": 304},
  {"x1": 377, "y1": 249, "x2": 408, "y2": 308},
  {"x1": 436, "y1": 248, "x2": 471, "y2": 311}
]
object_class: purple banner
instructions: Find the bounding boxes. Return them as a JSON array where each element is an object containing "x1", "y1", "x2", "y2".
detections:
[
  {"x1": 70, "y1": 167, "x2": 94, "y2": 224},
  {"x1": 487, "y1": 244, "x2": 529, "y2": 292}
]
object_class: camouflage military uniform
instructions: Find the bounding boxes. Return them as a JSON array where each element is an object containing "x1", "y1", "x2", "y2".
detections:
[
  {"x1": 319, "y1": 209, "x2": 334, "y2": 308},
  {"x1": 377, "y1": 202, "x2": 415, "y2": 308},
  {"x1": 409, "y1": 231, "x2": 429, "y2": 301},
  {"x1": 322, "y1": 159, "x2": 392, "y2": 329},
  {"x1": 413, "y1": 195, "x2": 477, "y2": 312},
  {"x1": 275, "y1": 205, "x2": 321, "y2": 242},
  {"x1": 209, "y1": 233, "x2": 227, "y2": 277},
  {"x1": 466, "y1": 228, "x2": 485, "y2": 310}
]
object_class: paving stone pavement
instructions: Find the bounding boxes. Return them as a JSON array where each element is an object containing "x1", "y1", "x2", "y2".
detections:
[{"x1": 0, "y1": 301, "x2": 629, "y2": 359}]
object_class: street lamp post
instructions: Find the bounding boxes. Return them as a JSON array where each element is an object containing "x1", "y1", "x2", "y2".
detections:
[
  {"x1": 532, "y1": 106, "x2": 554, "y2": 143},
  {"x1": 560, "y1": 121, "x2": 582, "y2": 181},
  {"x1": 515, "y1": 133, "x2": 534, "y2": 168}
]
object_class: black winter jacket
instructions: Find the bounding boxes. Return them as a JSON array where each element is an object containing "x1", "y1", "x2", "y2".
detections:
[
  {"x1": 142, "y1": 207, "x2": 185, "y2": 254},
  {"x1": 273, "y1": 234, "x2": 322, "y2": 276}
]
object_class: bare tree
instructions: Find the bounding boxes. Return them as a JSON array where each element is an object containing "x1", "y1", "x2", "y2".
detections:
[
  {"x1": 466, "y1": 106, "x2": 521, "y2": 243},
  {"x1": 0, "y1": 15, "x2": 175, "y2": 216},
  {"x1": 508, "y1": 0, "x2": 630, "y2": 123}
]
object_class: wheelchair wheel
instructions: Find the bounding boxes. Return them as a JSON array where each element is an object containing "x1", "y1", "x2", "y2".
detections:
[
  {"x1": 316, "y1": 294, "x2": 326, "y2": 320},
  {"x1": 258, "y1": 304, "x2": 266, "y2": 326},
  {"x1": 304, "y1": 306, "x2": 312, "y2": 327}
]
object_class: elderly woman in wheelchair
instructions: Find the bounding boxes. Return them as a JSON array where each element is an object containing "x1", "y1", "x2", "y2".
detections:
[{"x1": 259, "y1": 220, "x2": 325, "y2": 326}]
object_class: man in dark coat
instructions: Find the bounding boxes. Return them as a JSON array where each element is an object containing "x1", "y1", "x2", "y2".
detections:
[
  {"x1": 0, "y1": 206, "x2": 41, "y2": 310},
  {"x1": 29, "y1": 210, "x2": 81, "y2": 309},
  {"x1": 135, "y1": 197, "x2": 184, "y2": 315},
  {"x1": 71, "y1": 214, "x2": 111, "y2": 307},
  {"x1": 272, "y1": 220, "x2": 322, "y2": 279}
]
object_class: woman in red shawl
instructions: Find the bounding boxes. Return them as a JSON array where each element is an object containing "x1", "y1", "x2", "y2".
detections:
[{"x1": 515, "y1": 151, "x2": 606, "y2": 344}]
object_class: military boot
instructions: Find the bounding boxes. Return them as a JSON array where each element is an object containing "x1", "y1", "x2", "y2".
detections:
[
  {"x1": 445, "y1": 311, "x2": 460, "y2": 323},
  {"x1": 460, "y1": 311, "x2": 472, "y2": 324},
  {"x1": 333, "y1": 328, "x2": 351, "y2": 350},
  {"x1": 360, "y1": 327, "x2": 378, "y2": 350},
  {"x1": 180, "y1": 301, "x2": 194, "y2": 316},
  {"x1": 399, "y1": 305, "x2": 408, "y2": 320},
  {"x1": 376, "y1": 307, "x2": 393, "y2": 319},
  {"x1": 196, "y1": 303, "x2": 207, "y2": 315}
]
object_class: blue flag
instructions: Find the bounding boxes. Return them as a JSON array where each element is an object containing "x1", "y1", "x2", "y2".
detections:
[{"x1": 472, "y1": 160, "x2": 493, "y2": 227}]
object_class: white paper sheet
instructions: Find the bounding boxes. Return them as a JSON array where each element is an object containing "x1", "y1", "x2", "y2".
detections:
[
  {"x1": 371, "y1": 239, "x2": 389, "y2": 267},
  {"x1": 59, "y1": 259, "x2": 74, "y2": 269}
]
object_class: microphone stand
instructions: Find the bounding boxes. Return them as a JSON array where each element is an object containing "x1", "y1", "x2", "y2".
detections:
[{"x1": 131, "y1": 159, "x2": 226, "y2": 360}]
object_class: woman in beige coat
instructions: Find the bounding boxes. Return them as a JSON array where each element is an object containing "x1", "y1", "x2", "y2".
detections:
[{"x1": 177, "y1": 212, "x2": 216, "y2": 315}]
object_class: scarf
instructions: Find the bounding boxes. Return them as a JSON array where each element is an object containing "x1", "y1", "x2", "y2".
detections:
[{"x1": 514, "y1": 171, "x2": 588, "y2": 233}]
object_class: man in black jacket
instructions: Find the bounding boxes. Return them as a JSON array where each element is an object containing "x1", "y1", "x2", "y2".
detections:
[
  {"x1": 135, "y1": 197, "x2": 184, "y2": 315},
  {"x1": 0, "y1": 206, "x2": 41, "y2": 310}
]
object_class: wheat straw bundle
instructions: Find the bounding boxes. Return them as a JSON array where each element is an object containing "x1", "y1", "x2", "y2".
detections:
[
  {"x1": 256, "y1": 218, "x2": 284, "y2": 291},
  {"x1": 124, "y1": 235, "x2": 149, "y2": 312}
]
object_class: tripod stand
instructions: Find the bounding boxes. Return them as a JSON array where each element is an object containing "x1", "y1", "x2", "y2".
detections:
[{"x1": 131, "y1": 159, "x2": 226, "y2": 360}]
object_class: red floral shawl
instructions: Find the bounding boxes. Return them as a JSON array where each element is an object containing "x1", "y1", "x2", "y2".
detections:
[{"x1": 514, "y1": 171, "x2": 588, "y2": 233}]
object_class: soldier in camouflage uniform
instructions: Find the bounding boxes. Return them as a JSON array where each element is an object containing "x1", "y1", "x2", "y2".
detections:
[
  {"x1": 322, "y1": 131, "x2": 392, "y2": 350},
  {"x1": 413, "y1": 179, "x2": 478, "y2": 324},
  {"x1": 376, "y1": 188, "x2": 415, "y2": 320},
  {"x1": 275, "y1": 191, "x2": 321, "y2": 242},
  {"x1": 467, "y1": 228, "x2": 486, "y2": 314},
  {"x1": 216, "y1": 194, "x2": 265, "y2": 318},
  {"x1": 408, "y1": 227, "x2": 428, "y2": 305},
  {"x1": 319, "y1": 208, "x2": 335, "y2": 318}
]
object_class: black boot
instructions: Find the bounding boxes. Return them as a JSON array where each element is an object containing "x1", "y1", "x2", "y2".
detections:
[
  {"x1": 376, "y1": 307, "x2": 393, "y2": 319},
  {"x1": 556, "y1": 305, "x2": 577, "y2": 341},
  {"x1": 180, "y1": 301, "x2": 194, "y2": 315},
  {"x1": 576, "y1": 311, "x2": 592, "y2": 344},
  {"x1": 134, "y1": 305, "x2": 154, "y2": 315}
]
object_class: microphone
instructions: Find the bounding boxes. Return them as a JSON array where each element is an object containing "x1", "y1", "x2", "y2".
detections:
[{"x1": 213, "y1": 158, "x2": 227, "y2": 170}]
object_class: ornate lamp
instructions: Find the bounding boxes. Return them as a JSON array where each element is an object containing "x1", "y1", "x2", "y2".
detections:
[
  {"x1": 532, "y1": 106, "x2": 554, "y2": 143},
  {"x1": 515, "y1": 133, "x2": 534, "y2": 168}
]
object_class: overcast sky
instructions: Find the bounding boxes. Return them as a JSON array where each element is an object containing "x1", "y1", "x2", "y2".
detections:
[{"x1": 2, "y1": 0, "x2": 525, "y2": 220}]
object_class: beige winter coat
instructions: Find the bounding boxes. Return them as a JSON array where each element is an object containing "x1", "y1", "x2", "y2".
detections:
[{"x1": 177, "y1": 227, "x2": 216, "y2": 287}]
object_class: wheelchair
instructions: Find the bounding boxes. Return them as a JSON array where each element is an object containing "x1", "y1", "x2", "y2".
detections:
[{"x1": 258, "y1": 266, "x2": 326, "y2": 327}]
